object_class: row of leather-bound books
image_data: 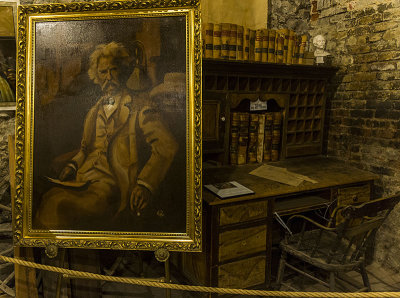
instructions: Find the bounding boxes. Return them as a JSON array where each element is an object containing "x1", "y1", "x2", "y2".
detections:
[
  {"x1": 230, "y1": 111, "x2": 282, "y2": 165},
  {"x1": 203, "y1": 23, "x2": 313, "y2": 65}
]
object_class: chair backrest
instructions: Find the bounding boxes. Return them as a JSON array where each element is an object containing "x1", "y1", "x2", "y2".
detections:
[{"x1": 327, "y1": 194, "x2": 400, "y2": 264}]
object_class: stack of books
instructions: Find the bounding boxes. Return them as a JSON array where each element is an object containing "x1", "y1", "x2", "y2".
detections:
[
  {"x1": 203, "y1": 23, "x2": 314, "y2": 65},
  {"x1": 230, "y1": 111, "x2": 283, "y2": 165}
]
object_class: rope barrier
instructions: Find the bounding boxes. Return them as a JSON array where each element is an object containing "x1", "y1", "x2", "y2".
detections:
[{"x1": 1, "y1": 254, "x2": 400, "y2": 297}]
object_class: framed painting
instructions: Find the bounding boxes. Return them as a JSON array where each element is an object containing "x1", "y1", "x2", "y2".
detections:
[
  {"x1": 14, "y1": 0, "x2": 202, "y2": 252},
  {"x1": 0, "y1": 1, "x2": 17, "y2": 108}
]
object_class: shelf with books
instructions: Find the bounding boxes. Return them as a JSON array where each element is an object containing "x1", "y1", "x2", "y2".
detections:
[
  {"x1": 203, "y1": 23, "x2": 314, "y2": 66},
  {"x1": 228, "y1": 110, "x2": 284, "y2": 165},
  {"x1": 202, "y1": 59, "x2": 338, "y2": 161}
]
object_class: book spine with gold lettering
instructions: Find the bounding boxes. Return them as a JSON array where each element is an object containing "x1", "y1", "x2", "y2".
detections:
[
  {"x1": 274, "y1": 30, "x2": 279, "y2": 63},
  {"x1": 230, "y1": 112, "x2": 240, "y2": 165},
  {"x1": 237, "y1": 112, "x2": 249, "y2": 165},
  {"x1": 204, "y1": 23, "x2": 214, "y2": 59},
  {"x1": 271, "y1": 111, "x2": 282, "y2": 162},
  {"x1": 243, "y1": 27, "x2": 250, "y2": 61},
  {"x1": 256, "y1": 114, "x2": 266, "y2": 163},
  {"x1": 237, "y1": 25, "x2": 244, "y2": 61},
  {"x1": 221, "y1": 23, "x2": 231, "y2": 60},
  {"x1": 247, "y1": 113, "x2": 259, "y2": 163},
  {"x1": 263, "y1": 112, "x2": 273, "y2": 162},
  {"x1": 276, "y1": 30, "x2": 285, "y2": 63},
  {"x1": 261, "y1": 29, "x2": 269, "y2": 63},
  {"x1": 267, "y1": 29, "x2": 276, "y2": 63},
  {"x1": 255, "y1": 29, "x2": 263, "y2": 62},
  {"x1": 229, "y1": 24, "x2": 237, "y2": 60},
  {"x1": 282, "y1": 28, "x2": 289, "y2": 64},
  {"x1": 287, "y1": 30, "x2": 295, "y2": 64},
  {"x1": 212, "y1": 23, "x2": 222, "y2": 59},
  {"x1": 298, "y1": 34, "x2": 308, "y2": 64},
  {"x1": 293, "y1": 34, "x2": 300, "y2": 64},
  {"x1": 249, "y1": 29, "x2": 256, "y2": 61}
]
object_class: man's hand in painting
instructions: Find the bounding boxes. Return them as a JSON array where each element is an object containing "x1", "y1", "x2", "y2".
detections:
[{"x1": 130, "y1": 184, "x2": 152, "y2": 216}]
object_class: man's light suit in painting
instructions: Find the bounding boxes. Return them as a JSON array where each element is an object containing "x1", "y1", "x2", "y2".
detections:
[{"x1": 35, "y1": 89, "x2": 178, "y2": 230}]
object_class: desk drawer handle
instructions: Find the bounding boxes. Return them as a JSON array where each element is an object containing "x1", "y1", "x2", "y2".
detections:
[{"x1": 241, "y1": 240, "x2": 247, "y2": 246}]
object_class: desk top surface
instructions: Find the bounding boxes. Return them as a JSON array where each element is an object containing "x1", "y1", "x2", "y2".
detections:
[{"x1": 203, "y1": 156, "x2": 378, "y2": 205}]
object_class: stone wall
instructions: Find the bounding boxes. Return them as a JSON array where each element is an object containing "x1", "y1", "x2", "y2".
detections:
[
  {"x1": 0, "y1": 114, "x2": 14, "y2": 206},
  {"x1": 307, "y1": 0, "x2": 400, "y2": 271},
  {"x1": 269, "y1": 0, "x2": 311, "y2": 34}
]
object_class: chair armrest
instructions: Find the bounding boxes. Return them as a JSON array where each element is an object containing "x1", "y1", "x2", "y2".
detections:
[{"x1": 286, "y1": 214, "x2": 336, "y2": 232}]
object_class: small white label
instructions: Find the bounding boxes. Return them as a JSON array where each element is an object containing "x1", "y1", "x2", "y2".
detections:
[{"x1": 250, "y1": 99, "x2": 268, "y2": 111}]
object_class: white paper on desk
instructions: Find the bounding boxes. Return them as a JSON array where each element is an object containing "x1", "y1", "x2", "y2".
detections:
[
  {"x1": 249, "y1": 165, "x2": 317, "y2": 187},
  {"x1": 289, "y1": 172, "x2": 318, "y2": 184}
]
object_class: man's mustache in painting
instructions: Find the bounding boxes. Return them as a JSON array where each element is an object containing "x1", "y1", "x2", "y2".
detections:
[{"x1": 101, "y1": 79, "x2": 119, "y2": 93}]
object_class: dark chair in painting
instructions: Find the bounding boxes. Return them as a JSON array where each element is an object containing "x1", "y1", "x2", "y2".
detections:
[{"x1": 276, "y1": 194, "x2": 400, "y2": 292}]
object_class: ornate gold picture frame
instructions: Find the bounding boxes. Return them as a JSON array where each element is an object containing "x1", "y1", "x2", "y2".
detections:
[{"x1": 14, "y1": 0, "x2": 202, "y2": 252}]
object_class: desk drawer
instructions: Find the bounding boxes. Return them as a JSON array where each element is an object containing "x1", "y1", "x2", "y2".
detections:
[
  {"x1": 219, "y1": 225, "x2": 266, "y2": 262},
  {"x1": 335, "y1": 184, "x2": 371, "y2": 224},
  {"x1": 218, "y1": 255, "x2": 266, "y2": 288},
  {"x1": 336, "y1": 184, "x2": 370, "y2": 206},
  {"x1": 219, "y1": 200, "x2": 268, "y2": 226}
]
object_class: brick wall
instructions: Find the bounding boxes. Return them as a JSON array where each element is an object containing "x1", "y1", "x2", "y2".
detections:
[
  {"x1": 269, "y1": 0, "x2": 311, "y2": 33},
  {"x1": 308, "y1": 0, "x2": 400, "y2": 271}
]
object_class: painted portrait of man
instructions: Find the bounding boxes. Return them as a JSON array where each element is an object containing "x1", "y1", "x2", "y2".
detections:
[{"x1": 31, "y1": 17, "x2": 188, "y2": 233}]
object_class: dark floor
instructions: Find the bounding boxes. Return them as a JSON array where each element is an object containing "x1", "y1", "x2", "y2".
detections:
[
  {"x1": 101, "y1": 254, "x2": 197, "y2": 298},
  {"x1": 100, "y1": 256, "x2": 400, "y2": 297},
  {"x1": 38, "y1": 252, "x2": 400, "y2": 298},
  {"x1": 280, "y1": 261, "x2": 400, "y2": 293}
]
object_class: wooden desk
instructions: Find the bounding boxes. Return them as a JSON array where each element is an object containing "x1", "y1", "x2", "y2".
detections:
[{"x1": 181, "y1": 156, "x2": 378, "y2": 293}]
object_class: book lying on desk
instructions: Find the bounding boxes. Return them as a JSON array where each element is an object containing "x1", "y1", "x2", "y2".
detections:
[{"x1": 204, "y1": 181, "x2": 254, "y2": 199}]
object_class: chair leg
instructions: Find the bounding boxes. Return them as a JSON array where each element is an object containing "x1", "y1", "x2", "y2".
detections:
[
  {"x1": 329, "y1": 272, "x2": 335, "y2": 291},
  {"x1": 276, "y1": 252, "x2": 287, "y2": 289},
  {"x1": 360, "y1": 263, "x2": 371, "y2": 291}
]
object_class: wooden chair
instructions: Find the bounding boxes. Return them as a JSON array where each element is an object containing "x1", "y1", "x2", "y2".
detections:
[{"x1": 276, "y1": 194, "x2": 400, "y2": 292}]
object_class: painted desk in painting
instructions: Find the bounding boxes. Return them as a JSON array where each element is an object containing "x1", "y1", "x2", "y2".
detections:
[{"x1": 180, "y1": 156, "x2": 378, "y2": 293}]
